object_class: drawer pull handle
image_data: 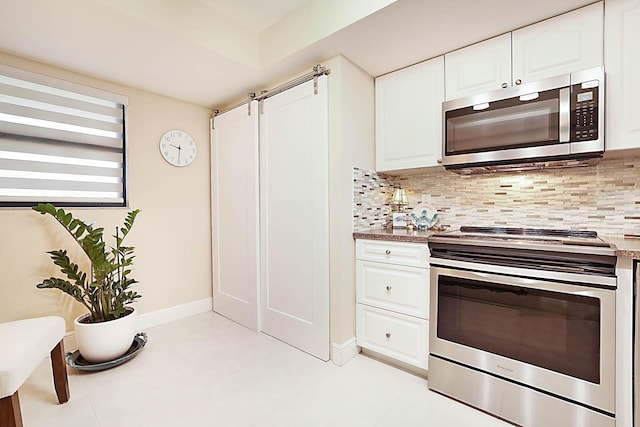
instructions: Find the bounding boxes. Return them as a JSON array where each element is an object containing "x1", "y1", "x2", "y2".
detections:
[
  {"x1": 385, "y1": 332, "x2": 391, "y2": 339},
  {"x1": 386, "y1": 286, "x2": 392, "y2": 292},
  {"x1": 385, "y1": 250, "x2": 391, "y2": 255}
]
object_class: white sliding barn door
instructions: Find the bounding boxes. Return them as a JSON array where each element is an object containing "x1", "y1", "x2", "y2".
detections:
[
  {"x1": 211, "y1": 102, "x2": 260, "y2": 331},
  {"x1": 259, "y1": 77, "x2": 330, "y2": 360}
]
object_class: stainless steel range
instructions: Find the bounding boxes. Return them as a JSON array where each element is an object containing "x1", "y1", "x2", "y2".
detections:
[{"x1": 427, "y1": 226, "x2": 617, "y2": 427}]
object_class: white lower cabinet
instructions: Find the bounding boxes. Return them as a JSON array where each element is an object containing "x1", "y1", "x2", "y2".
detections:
[
  {"x1": 355, "y1": 239, "x2": 429, "y2": 268},
  {"x1": 356, "y1": 261, "x2": 429, "y2": 318},
  {"x1": 355, "y1": 239, "x2": 429, "y2": 369},
  {"x1": 356, "y1": 305, "x2": 428, "y2": 369}
]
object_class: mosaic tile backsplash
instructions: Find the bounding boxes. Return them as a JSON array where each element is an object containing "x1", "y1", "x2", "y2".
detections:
[{"x1": 353, "y1": 156, "x2": 640, "y2": 237}]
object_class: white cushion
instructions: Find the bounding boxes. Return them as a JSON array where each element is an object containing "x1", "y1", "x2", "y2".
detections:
[{"x1": 0, "y1": 316, "x2": 65, "y2": 398}]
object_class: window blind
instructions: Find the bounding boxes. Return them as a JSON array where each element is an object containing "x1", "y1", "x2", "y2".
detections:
[{"x1": 0, "y1": 64, "x2": 128, "y2": 207}]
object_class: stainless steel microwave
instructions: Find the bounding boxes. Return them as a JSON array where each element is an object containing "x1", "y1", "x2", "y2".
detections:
[{"x1": 441, "y1": 67, "x2": 604, "y2": 170}]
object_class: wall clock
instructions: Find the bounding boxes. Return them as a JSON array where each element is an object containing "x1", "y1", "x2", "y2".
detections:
[{"x1": 159, "y1": 129, "x2": 197, "y2": 167}]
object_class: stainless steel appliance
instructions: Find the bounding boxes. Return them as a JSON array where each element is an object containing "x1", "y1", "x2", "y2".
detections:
[
  {"x1": 428, "y1": 227, "x2": 617, "y2": 427},
  {"x1": 635, "y1": 260, "x2": 639, "y2": 427},
  {"x1": 442, "y1": 67, "x2": 604, "y2": 170}
]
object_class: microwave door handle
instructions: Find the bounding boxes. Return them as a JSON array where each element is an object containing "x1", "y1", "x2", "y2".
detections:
[{"x1": 559, "y1": 87, "x2": 570, "y2": 142}]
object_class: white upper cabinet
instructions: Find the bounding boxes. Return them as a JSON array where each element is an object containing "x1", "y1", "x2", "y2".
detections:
[
  {"x1": 444, "y1": 2, "x2": 603, "y2": 101},
  {"x1": 604, "y1": 0, "x2": 640, "y2": 151},
  {"x1": 445, "y1": 33, "x2": 512, "y2": 101},
  {"x1": 375, "y1": 56, "x2": 444, "y2": 172},
  {"x1": 512, "y1": 2, "x2": 603, "y2": 84},
  {"x1": 379, "y1": 2, "x2": 605, "y2": 173}
]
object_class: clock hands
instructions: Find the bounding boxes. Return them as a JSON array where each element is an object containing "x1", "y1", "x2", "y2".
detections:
[{"x1": 169, "y1": 143, "x2": 182, "y2": 163}]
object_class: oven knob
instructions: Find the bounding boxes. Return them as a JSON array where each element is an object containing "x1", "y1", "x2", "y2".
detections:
[
  {"x1": 385, "y1": 249, "x2": 391, "y2": 255},
  {"x1": 385, "y1": 333, "x2": 391, "y2": 339},
  {"x1": 386, "y1": 285, "x2": 392, "y2": 292}
]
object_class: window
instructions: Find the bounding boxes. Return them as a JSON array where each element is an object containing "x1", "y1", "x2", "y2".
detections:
[{"x1": 0, "y1": 64, "x2": 128, "y2": 207}]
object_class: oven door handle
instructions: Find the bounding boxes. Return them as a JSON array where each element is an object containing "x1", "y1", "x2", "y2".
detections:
[
  {"x1": 430, "y1": 264, "x2": 617, "y2": 297},
  {"x1": 429, "y1": 257, "x2": 617, "y2": 289},
  {"x1": 559, "y1": 86, "x2": 570, "y2": 142}
]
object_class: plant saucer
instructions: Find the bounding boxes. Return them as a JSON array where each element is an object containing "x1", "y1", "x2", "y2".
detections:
[{"x1": 66, "y1": 332, "x2": 147, "y2": 371}]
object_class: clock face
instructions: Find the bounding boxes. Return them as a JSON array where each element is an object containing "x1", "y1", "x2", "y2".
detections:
[{"x1": 159, "y1": 130, "x2": 197, "y2": 167}]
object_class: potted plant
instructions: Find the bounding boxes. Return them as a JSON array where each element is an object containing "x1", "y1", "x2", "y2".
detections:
[{"x1": 33, "y1": 203, "x2": 141, "y2": 363}]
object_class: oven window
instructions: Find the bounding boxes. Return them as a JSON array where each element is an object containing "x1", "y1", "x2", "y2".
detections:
[
  {"x1": 445, "y1": 88, "x2": 560, "y2": 155},
  {"x1": 437, "y1": 275, "x2": 600, "y2": 384}
]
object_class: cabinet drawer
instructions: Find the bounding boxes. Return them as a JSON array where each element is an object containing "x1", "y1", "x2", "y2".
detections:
[
  {"x1": 356, "y1": 304, "x2": 429, "y2": 369},
  {"x1": 356, "y1": 260, "x2": 429, "y2": 319},
  {"x1": 356, "y1": 239, "x2": 429, "y2": 268}
]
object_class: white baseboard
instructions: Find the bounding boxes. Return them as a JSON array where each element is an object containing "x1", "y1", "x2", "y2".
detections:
[
  {"x1": 332, "y1": 337, "x2": 360, "y2": 366},
  {"x1": 62, "y1": 297, "x2": 213, "y2": 352},
  {"x1": 137, "y1": 297, "x2": 213, "y2": 330}
]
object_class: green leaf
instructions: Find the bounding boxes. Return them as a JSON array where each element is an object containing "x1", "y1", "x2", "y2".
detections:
[
  {"x1": 36, "y1": 277, "x2": 90, "y2": 311},
  {"x1": 53, "y1": 207, "x2": 66, "y2": 221},
  {"x1": 32, "y1": 203, "x2": 56, "y2": 215},
  {"x1": 74, "y1": 224, "x2": 86, "y2": 238},
  {"x1": 34, "y1": 204, "x2": 142, "y2": 322}
]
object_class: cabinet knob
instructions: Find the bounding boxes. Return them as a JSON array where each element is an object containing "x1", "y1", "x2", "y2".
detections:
[
  {"x1": 385, "y1": 332, "x2": 391, "y2": 339},
  {"x1": 437, "y1": 158, "x2": 442, "y2": 164},
  {"x1": 515, "y1": 79, "x2": 522, "y2": 85},
  {"x1": 501, "y1": 82, "x2": 508, "y2": 88},
  {"x1": 386, "y1": 285, "x2": 392, "y2": 292},
  {"x1": 385, "y1": 249, "x2": 391, "y2": 255}
]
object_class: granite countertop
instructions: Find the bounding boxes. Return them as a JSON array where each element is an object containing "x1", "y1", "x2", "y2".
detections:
[
  {"x1": 352, "y1": 227, "x2": 436, "y2": 243},
  {"x1": 354, "y1": 228, "x2": 640, "y2": 259},
  {"x1": 604, "y1": 236, "x2": 640, "y2": 259}
]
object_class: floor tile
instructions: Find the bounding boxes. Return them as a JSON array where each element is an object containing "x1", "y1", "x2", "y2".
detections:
[
  {"x1": 22, "y1": 395, "x2": 99, "y2": 427},
  {"x1": 16, "y1": 311, "x2": 514, "y2": 427}
]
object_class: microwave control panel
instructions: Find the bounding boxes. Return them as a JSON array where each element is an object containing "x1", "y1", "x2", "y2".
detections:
[{"x1": 570, "y1": 81, "x2": 599, "y2": 142}]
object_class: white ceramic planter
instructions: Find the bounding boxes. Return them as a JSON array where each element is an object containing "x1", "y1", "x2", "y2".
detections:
[{"x1": 74, "y1": 307, "x2": 138, "y2": 363}]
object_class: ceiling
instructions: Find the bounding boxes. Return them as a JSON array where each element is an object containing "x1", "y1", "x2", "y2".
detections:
[
  {"x1": 198, "y1": 0, "x2": 311, "y2": 32},
  {"x1": 0, "y1": 0, "x2": 596, "y2": 109}
]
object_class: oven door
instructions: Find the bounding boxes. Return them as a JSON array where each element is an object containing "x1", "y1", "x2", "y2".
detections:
[{"x1": 429, "y1": 265, "x2": 616, "y2": 415}]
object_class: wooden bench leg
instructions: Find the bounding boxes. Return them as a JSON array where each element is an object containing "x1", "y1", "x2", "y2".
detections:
[
  {"x1": 50, "y1": 340, "x2": 69, "y2": 404},
  {"x1": 0, "y1": 392, "x2": 23, "y2": 427}
]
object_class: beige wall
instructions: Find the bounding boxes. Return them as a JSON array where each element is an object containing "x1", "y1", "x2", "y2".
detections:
[
  {"x1": 0, "y1": 50, "x2": 375, "y2": 354},
  {"x1": 324, "y1": 55, "x2": 375, "y2": 351},
  {"x1": 0, "y1": 52, "x2": 213, "y2": 331}
]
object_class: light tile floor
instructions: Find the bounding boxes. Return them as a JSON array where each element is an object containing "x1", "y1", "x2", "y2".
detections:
[{"x1": 19, "y1": 312, "x2": 512, "y2": 427}]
